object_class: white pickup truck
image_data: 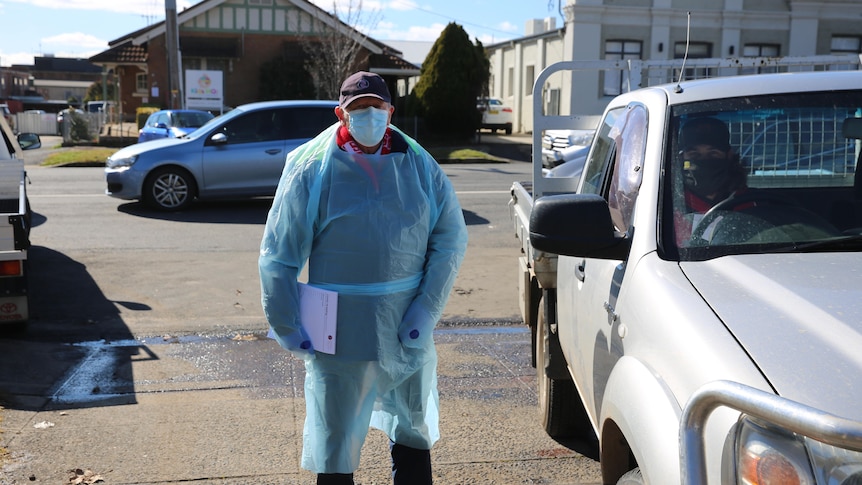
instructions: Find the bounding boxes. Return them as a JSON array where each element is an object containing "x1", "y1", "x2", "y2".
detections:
[
  {"x1": 0, "y1": 115, "x2": 40, "y2": 327},
  {"x1": 511, "y1": 61, "x2": 862, "y2": 483}
]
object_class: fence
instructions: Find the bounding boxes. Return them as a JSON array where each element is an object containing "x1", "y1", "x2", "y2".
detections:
[{"x1": 15, "y1": 112, "x2": 59, "y2": 136}]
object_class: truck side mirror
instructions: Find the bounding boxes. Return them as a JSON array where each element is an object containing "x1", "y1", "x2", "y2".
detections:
[
  {"x1": 17, "y1": 133, "x2": 41, "y2": 150},
  {"x1": 529, "y1": 193, "x2": 631, "y2": 260}
]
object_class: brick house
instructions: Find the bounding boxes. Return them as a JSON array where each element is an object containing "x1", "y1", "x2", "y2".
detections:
[{"x1": 89, "y1": 0, "x2": 418, "y2": 122}]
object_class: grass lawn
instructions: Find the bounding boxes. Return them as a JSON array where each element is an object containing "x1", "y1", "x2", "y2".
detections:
[{"x1": 41, "y1": 147, "x2": 117, "y2": 167}]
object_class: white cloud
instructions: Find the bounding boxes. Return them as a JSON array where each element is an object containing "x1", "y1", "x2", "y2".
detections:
[
  {"x1": 386, "y1": 0, "x2": 418, "y2": 11},
  {"x1": 373, "y1": 22, "x2": 445, "y2": 41},
  {"x1": 0, "y1": 51, "x2": 36, "y2": 67},
  {"x1": 4, "y1": 0, "x2": 191, "y2": 17},
  {"x1": 498, "y1": 21, "x2": 519, "y2": 33},
  {"x1": 42, "y1": 33, "x2": 108, "y2": 50}
]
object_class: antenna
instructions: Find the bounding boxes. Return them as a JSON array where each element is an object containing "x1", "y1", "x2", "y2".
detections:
[{"x1": 674, "y1": 11, "x2": 691, "y2": 93}]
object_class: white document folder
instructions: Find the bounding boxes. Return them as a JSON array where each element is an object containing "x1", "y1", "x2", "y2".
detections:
[{"x1": 267, "y1": 283, "x2": 338, "y2": 354}]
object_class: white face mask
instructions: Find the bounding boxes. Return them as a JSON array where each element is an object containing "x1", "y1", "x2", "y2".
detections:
[{"x1": 347, "y1": 107, "x2": 390, "y2": 147}]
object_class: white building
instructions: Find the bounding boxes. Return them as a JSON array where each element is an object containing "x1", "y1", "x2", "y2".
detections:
[{"x1": 487, "y1": 0, "x2": 862, "y2": 133}]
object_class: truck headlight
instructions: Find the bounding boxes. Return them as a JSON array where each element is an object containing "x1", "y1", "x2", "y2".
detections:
[
  {"x1": 106, "y1": 154, "x2": 137, "y2": 169},
  {"x1": 806, "y1": 438, "x2": 862, "y2": 485},
  {"x1": 731, "y1": 417, "x2": 862, "y2": 485}
]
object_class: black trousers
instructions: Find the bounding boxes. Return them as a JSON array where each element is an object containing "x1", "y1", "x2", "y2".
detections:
[{"x1": 316, "y1": 443, "x2": 432, "y2": 485}]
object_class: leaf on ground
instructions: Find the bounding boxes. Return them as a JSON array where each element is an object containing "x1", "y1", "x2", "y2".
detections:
[
  {"x1": 231, "y1": 334, "x2": 259, "y2": 341},
  {"x1": 68, "y1": 468, "x2": 104, "y2": 484}
]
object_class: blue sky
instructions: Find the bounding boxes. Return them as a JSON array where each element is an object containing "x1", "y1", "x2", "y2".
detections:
[{"x1": 0, "y1": 0, "x2": 562, "y2": 67}]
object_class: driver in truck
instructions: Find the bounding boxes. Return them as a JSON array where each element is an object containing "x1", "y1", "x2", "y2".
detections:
[{"x1": 674, "y1": 116, "x2": 749, "y2": 242}]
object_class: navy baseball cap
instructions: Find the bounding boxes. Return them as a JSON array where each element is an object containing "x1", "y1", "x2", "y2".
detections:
[{"x1": 339, "y1": 71, "x2": 391, "y2": 108}]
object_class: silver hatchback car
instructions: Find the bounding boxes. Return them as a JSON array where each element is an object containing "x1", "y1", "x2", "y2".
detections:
[{"x1": 106, "y1": 100, "x2": 338, "y2": 211}]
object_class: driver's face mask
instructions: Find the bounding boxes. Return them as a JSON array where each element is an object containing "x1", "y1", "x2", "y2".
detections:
[{"x1": 682, "y1": 147, "x2": 732, "y2": 199}]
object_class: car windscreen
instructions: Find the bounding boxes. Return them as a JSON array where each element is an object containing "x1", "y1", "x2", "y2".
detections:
[{"x1": 661, "y1": 89, "x2": 862, "y2": 261}]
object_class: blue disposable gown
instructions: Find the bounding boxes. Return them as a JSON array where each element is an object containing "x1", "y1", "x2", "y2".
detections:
[{"x1": 259, "y1": 123, "x2": 468, "y2": 473}]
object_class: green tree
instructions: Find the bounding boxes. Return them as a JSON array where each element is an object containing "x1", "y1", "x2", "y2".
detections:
[
  {"x1": 84, "y1": 81, "x2": 117, "y2": 103},
  {"x1": 413, "y1": 23, "x2": 490, "y2": 140}
]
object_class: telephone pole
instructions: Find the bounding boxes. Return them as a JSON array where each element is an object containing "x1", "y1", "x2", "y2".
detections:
[{"x1": 165, "y1": 0, "x2": 184, "y2": 109}]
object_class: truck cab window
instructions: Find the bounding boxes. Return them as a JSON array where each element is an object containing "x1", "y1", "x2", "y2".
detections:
[{"x1": 580, "y1": 107, "x2": 624, "y2": 195}]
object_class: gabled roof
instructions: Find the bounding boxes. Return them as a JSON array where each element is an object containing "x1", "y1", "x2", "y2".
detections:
[
  {"x1": 115, "y1": 0, "x2": 386, "y2": 56},
  {"x1": 93, "y1": 0, "x2": 418, "y2": 72}
]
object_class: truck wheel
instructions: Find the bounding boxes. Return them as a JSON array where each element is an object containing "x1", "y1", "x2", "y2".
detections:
[
  {"x1": 616, "y1": 468, "x2": 644, "y2": 484},
  {"x1": 536, "y1": 295, "x2": 580, "y2": 438},
  {"x1": 143, "y1": 167, "x2": 197, "y2": 211}
]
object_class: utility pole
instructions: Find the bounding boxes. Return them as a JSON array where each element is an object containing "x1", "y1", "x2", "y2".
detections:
[{"x1": 165, "y1": 0, "x2": 183, "y2": 109}]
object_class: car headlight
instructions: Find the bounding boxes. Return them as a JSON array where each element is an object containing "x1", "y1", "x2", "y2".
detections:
[
  {"x1": 106, "y1": 154, "x2": 137, "y2": 169},
  {"x1": 728, "y1": 417, "x2": 862, "y2": 485}
]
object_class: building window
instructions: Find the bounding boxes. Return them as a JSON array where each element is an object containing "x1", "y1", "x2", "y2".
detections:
[
  {"x1": 832, "y1": 35, "x2": 862, "y2": 54},
  {"x1": 831, "y1": 36, "x2": 862, "y2": 71},
  {"x1": 507, "y1": 67, "x2": 514, "y2": 97},
  {"x1": 674, "y1": 41, "x2": 712, "y2": 80},
  {"x1": 603, "y1": 40, "x2": 642, "y2": 96},
  {"x1": 249, "y1": 0, "x2": 273, "y2": 4},
  {"x1": 741, "y1": 44, "x2": 780, "y2": 74},
  {"x1": 136, "y1": 73, "x2": 148, "y2": 93},
  {"x1": 524, "y1": 65, "x2": 535, "y2": 96}
]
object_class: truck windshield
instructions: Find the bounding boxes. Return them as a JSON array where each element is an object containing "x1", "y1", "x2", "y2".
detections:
[{"x1": 664, "y1": 89, "x2": 862, "y2": 261}]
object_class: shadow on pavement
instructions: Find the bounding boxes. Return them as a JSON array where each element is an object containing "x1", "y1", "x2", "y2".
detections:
[
  {"x1": 116, "y1": 198, "x2": 273, "y2": 224},
  {"x1": 0, "y1": 245, "x2": 152, "y2": 411}
]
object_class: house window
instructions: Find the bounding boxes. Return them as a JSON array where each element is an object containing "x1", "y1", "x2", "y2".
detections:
[
  {"x1": 507, "y1": 67, "x2": 514, "y2": 97},
  {"x1": 674, "y1": 42, "x2": 712, "y2": 80},
  {"x1": 249, "y1": 0, "x2": 273, "y2": 4},
  {"x1": 741, "y1": 44, "x2": 780, "y2": 74},
  {"x1": 831, "y1": 36, "x2": 862, "y2": 70},
  {"x1": 524, "y1": 65, "x2": 535, "y2": 96},
  {"x1": 184, "y1": 58, "x2": 202, "y2": 71},
  {"x1": 603, "y1": 40, "x2": 642, "y2": 96},
  {"x1": 136, "y1": 73, "x2": 148, "y2": 93}
]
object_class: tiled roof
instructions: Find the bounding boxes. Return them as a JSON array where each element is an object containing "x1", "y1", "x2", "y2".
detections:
[{"x1": 89, "y1": 42, "x2": 147, "y2": 64}]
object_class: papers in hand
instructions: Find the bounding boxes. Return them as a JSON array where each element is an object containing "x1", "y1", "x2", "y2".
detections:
[{"x1": 267, "y1": 283, "x2": 338, "y2": 354}]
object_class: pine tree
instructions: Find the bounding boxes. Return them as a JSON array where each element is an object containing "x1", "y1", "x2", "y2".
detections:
[{"x1": 414, "y1": 23, "x2": 490, "y2": 140}]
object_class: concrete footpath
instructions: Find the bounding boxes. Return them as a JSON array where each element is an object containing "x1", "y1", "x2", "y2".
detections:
[{"x1": 0, "y1": 329, "x2": 601, "y2": 484}]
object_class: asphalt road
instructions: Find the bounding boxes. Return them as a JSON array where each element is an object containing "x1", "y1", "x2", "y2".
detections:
[{"x1": 0, "y1": 139, "x2": 602, "y2": 484}]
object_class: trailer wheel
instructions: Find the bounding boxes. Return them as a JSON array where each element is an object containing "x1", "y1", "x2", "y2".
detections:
[
  {"x1": 536, "y1": 294, "x2": 580, "y2": 438},
  {"x1": 143, "y1": 167, "x2": 196, "y2": 211}
]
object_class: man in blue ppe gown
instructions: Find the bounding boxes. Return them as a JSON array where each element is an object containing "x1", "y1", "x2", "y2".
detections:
[{"x1": 259, "y1": 71, "x2": 468, "y2": 485}]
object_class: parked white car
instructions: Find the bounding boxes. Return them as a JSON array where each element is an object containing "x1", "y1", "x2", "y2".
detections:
[{"x1": 477, "y1": 97, "x2": 513, "y2": 134}]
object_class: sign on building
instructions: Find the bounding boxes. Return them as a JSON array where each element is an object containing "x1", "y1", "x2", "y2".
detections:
[{"x1": 185, "y1": 70, "x2": 224, "y2": 111}]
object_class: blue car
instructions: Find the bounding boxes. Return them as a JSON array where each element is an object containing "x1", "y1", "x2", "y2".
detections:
[
  {"x1": 107, "y1": 100, "x2": 338, "y2": 211},
  {"x1": 138, "y1": 109, "x2": 215, "y2": 143}
]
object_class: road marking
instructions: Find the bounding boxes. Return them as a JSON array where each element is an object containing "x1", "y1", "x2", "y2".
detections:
[
  {"x1": 28, "y1": 193, "x2": 106, "y2": 198},
  {"x1": 456, "y1": 190, "x2": 510, "y2": 195}
]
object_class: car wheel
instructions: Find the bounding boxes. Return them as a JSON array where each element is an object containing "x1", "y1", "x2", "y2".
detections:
[
  {"x1": 505, "y1": 124, "x2": 512, "y2": 135},
  {"x1": 537, "y1": 295, "x2": 586, "y2": 438},
  {"x1": 143, "y1": 167, "x2": 197, "y2": 211}
]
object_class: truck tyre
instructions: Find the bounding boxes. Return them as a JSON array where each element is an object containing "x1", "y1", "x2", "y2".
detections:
[
  {"x1": 616, "y1": 468, "x2": 644, "y2": 484},
  {"x1": 144, "y1": 167, "x2": 197, "y2": 211},
  {"x1": 536, "y1": 294, "x2": 582, "y2": 438}
]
